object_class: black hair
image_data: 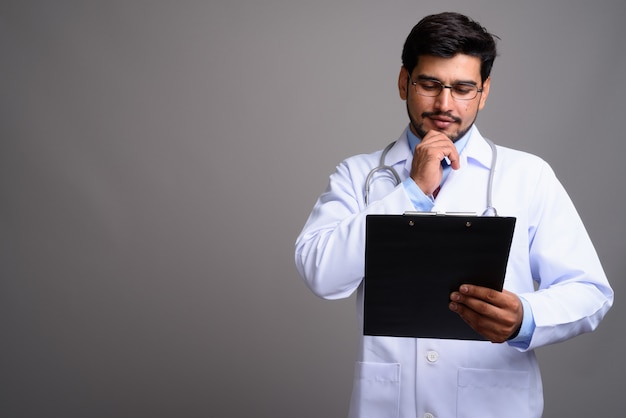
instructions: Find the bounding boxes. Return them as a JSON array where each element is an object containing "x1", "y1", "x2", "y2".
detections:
[{"x1": 401, "y1": 12, "x2": 499, "y2": 82}]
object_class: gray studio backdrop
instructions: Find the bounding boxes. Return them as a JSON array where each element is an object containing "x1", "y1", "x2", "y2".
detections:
[{"x1": 1, "y1": 1, "x2": 624, "y2": 417}]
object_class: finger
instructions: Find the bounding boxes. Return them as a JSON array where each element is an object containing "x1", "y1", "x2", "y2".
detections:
[
  {"x1": 420, "y1": 129, "x2": 450, "y2": 143},
  {"x1": 458, "y1": 284, "x2": 506, "y2": 308},
  {"x1": 415, "y1": 144, "x2": 457, "y2": 170},
  {"x1": 420, "y1": 132, "x2": 460, "y2": 168},
  {"x1": 450, "y1": 291, "x2": 501, "y2": 318},
  {"x1": 451, "y1": 287, "x2": 523, "y2": 335},
  {"x1": 449, "y1": 299, "x2": 516, "y2": 343},
  {"x1": 449, "y1": 301, "x2": 506, "y2": 342},
  {"x1": 447, "y1": 149, "x2": 461, "y2": 169}
]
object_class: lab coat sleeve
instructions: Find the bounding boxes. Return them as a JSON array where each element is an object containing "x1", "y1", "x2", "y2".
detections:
[
  {"x1": 520, "y1": 163, "x2": 613, "y2": 350},
  {"x1": 295, "y1": 158, "x2": 414, "y2": 299}
]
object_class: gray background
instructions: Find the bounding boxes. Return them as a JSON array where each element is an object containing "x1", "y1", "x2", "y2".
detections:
[{"x1": 1, "y1": 1, "x2": 624, "y2": 417}]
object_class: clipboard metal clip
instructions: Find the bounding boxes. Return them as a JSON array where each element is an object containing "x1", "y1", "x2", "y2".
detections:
[{"x1": 403, "y1": 211, "x2": 478, "y2": 216}]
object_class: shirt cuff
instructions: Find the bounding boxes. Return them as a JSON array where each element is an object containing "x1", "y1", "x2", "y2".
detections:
[
  {"x1": 507, "y1": 295, "x2": 536, "y2": 349},
  {"x1": 402, "y1": 178, "x2": 435, "y2": 211}
]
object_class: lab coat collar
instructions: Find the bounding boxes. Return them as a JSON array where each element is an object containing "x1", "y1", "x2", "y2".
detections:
[
  {"x1": 386, "y1": 126, "x2": 413, "y2": 167},
  {"x1": 463, "y1": 126, "x2": 494, "y2": 170}
]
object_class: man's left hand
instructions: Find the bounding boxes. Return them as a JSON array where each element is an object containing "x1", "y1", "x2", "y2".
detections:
[{"x1": 449, "y1": 284, "x2": 523, "y2": 343}]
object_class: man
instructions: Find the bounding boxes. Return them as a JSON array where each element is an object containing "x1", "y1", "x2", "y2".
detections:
[{"x1": 294, "y1": 12, "x2": 613, "y2": 418}]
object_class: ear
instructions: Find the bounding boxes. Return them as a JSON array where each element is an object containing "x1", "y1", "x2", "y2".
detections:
[
  {"x1": 398, "y1": 66, "x2": 409, "y2": 100},
  {"x1": 478, "y1": 76, "x2": 491, "y2": 110}
]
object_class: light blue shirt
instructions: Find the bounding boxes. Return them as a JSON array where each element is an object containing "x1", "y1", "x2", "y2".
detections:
[{"x1": 401, "y1": 125, "x2": 535, "y2": 347}]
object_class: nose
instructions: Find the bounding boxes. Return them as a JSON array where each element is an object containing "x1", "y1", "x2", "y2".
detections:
[{"x1": 434, "y1": 86, "x2": 454, "y2": 110}]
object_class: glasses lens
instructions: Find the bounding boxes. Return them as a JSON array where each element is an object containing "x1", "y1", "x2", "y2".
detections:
[
  {"x1": 450, "y1": 83, "x2": 478, "y2": 100},
  {"x1": 415, "y1": 80, "x2": 442, "y2": 97}
]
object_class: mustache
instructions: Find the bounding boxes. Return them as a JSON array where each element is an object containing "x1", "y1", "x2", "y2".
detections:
[{"x1": 421, "y1": 111, "x2": 462, "y2": 124}]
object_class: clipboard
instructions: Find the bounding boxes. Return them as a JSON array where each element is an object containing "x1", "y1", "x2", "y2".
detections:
[{"x1": 363, "y1": 213, "x2": 516, "y2": 340}]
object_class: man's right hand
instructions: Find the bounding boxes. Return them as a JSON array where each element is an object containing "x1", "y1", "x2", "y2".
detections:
[{"x1": 410, "y1": 130, "x2": 460, "y2": 196}]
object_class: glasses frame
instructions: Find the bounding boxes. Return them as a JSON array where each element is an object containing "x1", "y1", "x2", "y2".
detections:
[{"x1": 409, "y1": 75, "x2": 483, "y2": 101}]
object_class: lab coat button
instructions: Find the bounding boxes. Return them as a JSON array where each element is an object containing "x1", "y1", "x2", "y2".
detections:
[
  {"x1": 426, "y1": 350, "x2": 439, "y2": 363},
  {"x1": 423, "y1": 413, "x2": 435, "y2": 418}
]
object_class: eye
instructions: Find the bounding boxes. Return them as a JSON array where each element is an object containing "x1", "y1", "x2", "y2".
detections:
[
  {"x1": 452, "y1": 84, "x2": 476, "y2": 95},
  {"x1": 418, "y1": 81, "x2": 441, "y2": 91}
]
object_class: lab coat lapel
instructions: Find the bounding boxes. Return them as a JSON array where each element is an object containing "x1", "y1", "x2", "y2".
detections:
[
  {"x1": 433, "y1": 127, "x2": 495, "y2": 212},
  {"x1": 384, "y1": 127, "x2": 413, "y2": 180}
]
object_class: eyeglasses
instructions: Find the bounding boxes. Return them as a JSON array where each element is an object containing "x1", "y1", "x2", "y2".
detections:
[{"x1": 409, "y1": 75, "x2": 483, "y2": 101}]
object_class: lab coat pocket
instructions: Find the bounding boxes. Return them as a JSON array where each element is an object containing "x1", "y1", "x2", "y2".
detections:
[
  {"x1": 348, "y1": 361, "x2": 401, "y2": 418},
  {"x1": 457, "y1": 368, "x2": 530, "y2": 418}
]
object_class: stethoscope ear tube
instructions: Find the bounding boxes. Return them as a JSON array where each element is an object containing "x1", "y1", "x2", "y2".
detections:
[{"x1": 364, "y1": 141, "x2": 401, "y2": 206}]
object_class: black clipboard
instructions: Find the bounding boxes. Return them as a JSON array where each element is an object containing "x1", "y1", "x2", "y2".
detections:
[{"x1": 364, "y1": 213, "x2": 516, "y2": 340}]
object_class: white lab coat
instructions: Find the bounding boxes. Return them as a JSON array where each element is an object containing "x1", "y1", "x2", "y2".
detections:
[{"x1": 295, "y1": 126, "x2": 613, "y2": 418}]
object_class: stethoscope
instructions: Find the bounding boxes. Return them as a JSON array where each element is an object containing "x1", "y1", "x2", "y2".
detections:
[{"x1": 364, "y1": 138, "x2": 499, "y2": 216}]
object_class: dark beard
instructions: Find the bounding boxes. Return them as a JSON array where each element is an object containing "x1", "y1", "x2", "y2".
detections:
[{"x1": 406, "y1": 102, "x2": 476, "y2": 143}]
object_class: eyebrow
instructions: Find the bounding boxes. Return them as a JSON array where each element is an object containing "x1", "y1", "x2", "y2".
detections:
[{"x1": 416, "y1": 75, "x2": 478, "y2": 86}]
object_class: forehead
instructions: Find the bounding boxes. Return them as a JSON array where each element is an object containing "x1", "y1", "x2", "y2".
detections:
[{"x1": 414, "y1": 54, "x2": 482, "y2": 82}]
